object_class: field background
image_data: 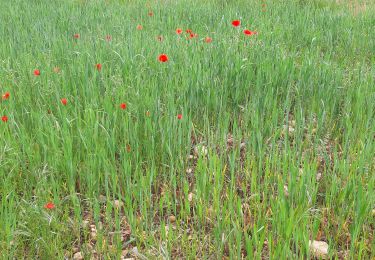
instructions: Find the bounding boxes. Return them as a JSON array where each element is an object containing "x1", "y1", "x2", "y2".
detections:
[{"x1": 0, "y1": 0, "x2": 374, "y2": 259}]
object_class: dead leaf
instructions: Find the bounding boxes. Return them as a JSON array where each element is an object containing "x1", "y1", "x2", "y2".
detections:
[
  {"x1": 164, "y1": 225, "x2": 169, "y2": 235},
  {"x1": 188, "y1": 192, "x2": 194, "y2": 202},
  {"x1": 283, "y1": 185, "x2": 289, "y2": 197},
  {"x1": 114, "y1": 199, "x2": 124, "y2": 209},
  {"x1": 82, "y1": 220, "x2": 89, "y2": 229},
  {"x1": 169, "y1": 215, "x2": 176, "y2": 223},
  {"x1": 131, "y1": 247, "x2": 147, "y2": 260},
  {"x1": 73, "y1": 252, "x2": 84, "y2": 260},
  {"x1": 194, "y1": 144, "x2": 208, "y2": 157},
  {"x1": 99, "y1": 195, "x2": 106, "y2": 203},
  {"x1": 90, "y1": 231, "x2": 97, "y2": 241}
]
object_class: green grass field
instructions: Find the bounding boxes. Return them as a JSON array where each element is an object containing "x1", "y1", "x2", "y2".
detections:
[{"x1": 0, "y1": 0, "x2": 374, "y2": 258}]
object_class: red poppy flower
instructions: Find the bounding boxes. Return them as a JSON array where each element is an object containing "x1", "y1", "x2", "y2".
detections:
[
  {"x1": 1, "y1": 115, "x2": 8, "y2": 122},
  {"x1": 61, "y1": 98, "x2": 67, "y2": 105},
  {"x1": 243, "y1": 29, "x2": 256, "y2": 36},
  {"x1": 243, "y1": 29, "x2": 251, "y2": 35},
  {"x1": 2, "y1": 92, "x2": 10, "y2": 100},
  {"x1": 177, "y1": 114, "x2": 182, "y2": 120},
  {"x1": 158, "y1": 54, "x2": 168, "y2": 62},
  {"x1": 186, "y1": 29, "x2": 192, "y2": 34},
  {"x1": 44, "y1": 202, "x2": 55, "y2": 209},
  {"x1": 120, "y1": 103, "x2": 127, "y2": 110},
  {"x1": 189, "y1": 33, "x2": 198, "y2": 39},
  {"x1": 232, "y1": 20, "x2": 241, "y2": 27},
  {"x1": 106, "y1": 35, "x2": 112, "y2": 41},
  {"x1": 148, "y1": 11, "x2": 153, "y2": 16},
  {"x1": 96, "y1": 63, "x2": 102, "y2": 71},
  {"x1": 34, "y1": 69, "x2": 40, "y2": 76},
  {"x1": 136, "y1": 24, "x2": 143, "y2": 30},
  {"x1": 176, "y1": 28, "x2": 183, "y2": 34},
  {"x1": 205, "y1": 37, "x2": 212, "y2": 43},
  {"x1": 73, "y1": 33, "x2": 80, "y2": 39}
]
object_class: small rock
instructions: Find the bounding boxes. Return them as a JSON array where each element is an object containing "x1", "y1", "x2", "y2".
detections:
[
  {"x1": 309, "y1": 240, "x2": 329, "y2": 259},
  {"x1": 73, "y1": 252, "x2": 84, "y2": 260}
]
